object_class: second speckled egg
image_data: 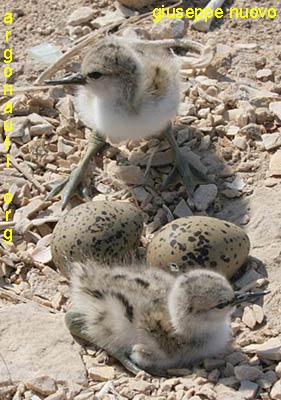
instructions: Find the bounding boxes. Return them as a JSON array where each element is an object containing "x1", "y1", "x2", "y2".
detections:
[{"x1": 146, "y1": 216, "x2": 250, "y2": 279}]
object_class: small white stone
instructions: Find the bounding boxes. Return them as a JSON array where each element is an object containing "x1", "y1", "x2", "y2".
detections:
[
  {"x1": 242, "y1": 306, "x2": 256, "y2": 329},
  {"x1": 197, "y1": 108, "x2": 210, "y2": 119},
  {"x1": 227, "y1": 126, "x2": 240, "y2": 137},
  {"x1": 233, "y1": 136, "x2": 247, "y2": 150},
  {"x1": 244, "y1": 338, "x2": 281, "y2": 361},
  {"x1": 271, "y1": 380, "x2": 281, "y2": 400},
  {"x1": 262, "y1": 132, "x2": 281, "y2": 150},
  {"x1": 269, "y1": 101, "x2": 281, "y2": 122},
  {"x1": 269, "y1": 150, "x2": 281, "y2": 176},
  {"x1": 256, "y1": 68, "x2": 273, "y2": 81},
  {"x1": 252, "y1": 304, "x2": 264, "y2": 324},
  {"x1": 67, "y1": 7, "x2": 95, "y2": 26}
]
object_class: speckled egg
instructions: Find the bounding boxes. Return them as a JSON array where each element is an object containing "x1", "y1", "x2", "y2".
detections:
[
  {"x1": 51, "y1": 201, "x2": 144, "y2": 277},
  {"x1": 147, "y1": 216, "x2": 250, "y2": 279}
]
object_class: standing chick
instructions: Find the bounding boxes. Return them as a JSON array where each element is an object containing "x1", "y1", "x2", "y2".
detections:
[
  {"x1": 45, "y1": 37, "x2": 210, "y2": 209},
  {"x1": 67, "y1": 261, "x2": 268, "y2": 376}
]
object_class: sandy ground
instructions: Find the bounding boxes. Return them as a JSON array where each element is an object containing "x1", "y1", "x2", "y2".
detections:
[{"x1": 0, "y1": 0, "x2": 281, "y2": 399}]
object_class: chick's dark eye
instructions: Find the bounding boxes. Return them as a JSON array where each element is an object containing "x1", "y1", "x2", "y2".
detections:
[
  {"x1": 215, "y1": 301, "x2": 230, "y2": 310},
  {"x1": 88, "y1": 71, "x2": 103, "y2": 80}
]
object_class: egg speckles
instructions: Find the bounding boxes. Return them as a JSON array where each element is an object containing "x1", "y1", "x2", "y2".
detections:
[
  {"x1": 51, "y1": 201, "x2": 144, "y2": 277},
  {"x1": 147, "y1": 216, "x2": 250, "y2": 279}
]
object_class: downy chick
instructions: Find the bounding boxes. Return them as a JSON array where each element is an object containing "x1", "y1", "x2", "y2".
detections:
[
  {"x1": 45, "y1": 37, "x2": 210, "y2": 208},
  {"x1": 68, "y1": 261, "x2": 268, "y2": 376}
]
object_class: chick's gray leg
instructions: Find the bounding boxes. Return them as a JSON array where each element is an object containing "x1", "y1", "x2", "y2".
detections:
[
  {"x1": 45, "y1": 131, "x2": 106, "y2": 209},
  {"x1": 65, "y1": 310, "x2": 143, "y2": 375},
  {"x1": 163, "y1": 123, "x2": 210, "y2": 196}
]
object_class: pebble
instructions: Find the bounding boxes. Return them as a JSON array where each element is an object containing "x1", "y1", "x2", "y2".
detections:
[
  {"x1": 269, "y1": 102, "x2": 281, "y2": 122},
  {"x1": 255, "y1": 107, "x2": 274, "y2": 124},
  {"x1": 26, "y1": 376, "x2": 57, "y2": 396},
  {"x1": 9, "y1": 116, "x2": 29, "y2": 138},
  {"x1": 240, "y1": 123, "x2": 263, "y2": 139},
  {"x1": 234, "y1": 365, "x2": 263, "y2": 381},
  {"x1": 222, "y1": 188, "x2": 242, "y2": 199},
  {"x1": 193, "y1": 184, "x2": 218, "y2": 211},
  {"x1": 216, "y1": 391, "x2": 245, "y2": 400},
  {"x1": 150, "y1": 18, "x2": 186, "y2": 40},
  {"x1": 44, "y1": 389, "x2": 66, "y2": 400},
  {"x1": 197, "y1": 108, "x2": 210, "y2": 119},
  {"x1": 203, "y1": 358, "x2": 225, "y2": 371},
  {"x1": 106, "y1": 162, "x2": 146, "y2": 185},
  {"x1": 239, "y1": 380, "x2": 259, "y2": 400},
  {"x1": 225, "y1": 352, "x2": 247, "y2": 366},
  {"x1": 262, "y1": 133, "x2": 281, "y2": 150},
  {"x1": 269, "y1": 150, "x2": 281, "y2": 176},
  {"x1": 91, "y1": 11, "x2": 123, "y2": 28},
  {"x1": 252, "y1": 304, "x2": 264, "y2": 324},
  {"x1": 242, "y1": 306, "x2": 257, "y2": 329},
  {"x1": 67, "y1": 7, "x2": 95, "y2": 26},
  {"x1": 88, "y1": 366, "x2": 115, "y2": 381},
  {"x1": 259, "y1": 371, "x2": 278, "y2": 389},
  {"x1": 30, "y1": 124, "x2": 53, "y2": 136},
  {"x1": 235, "y1": 269, "x2": 263, "y2": 289},
  {"x1": 244, "y1": 338, "x2": 281, "y2": 361},
  {"x1": 132, "y1": 186, "x2": 152, "y2": 204},
  {"x1": 173, "y1": 199, "x2": 193, "y2": 218},
  {"x1": 199, "y1": 135, "x2": 211, "y2": 151},
  {"x1": 227, "y1": 126, "x2": 240, "y2": 137},
  {"x1": 276, "y1": 363, "x2": 281, "y2": 379},
  {"x1": 271, "y1": 380, "x2": 281, "y2": 400},
  {"x1": 128, "y1": 380, "x2": 156, "y2": 394},
  {"x1": 224, "y1": 108, "x2": 249, "y2": 127},
  {"x1": 226, "y1": 177, "x2": 246, "y2": 191},
  {"x1": 256, "y1": 68, "x2": 274, "y2": 81},
  {"x1": 233, "y1": 136, "x2": 247, "y2": 150},
  {"x1": 255, "y1": 57, "x2": 266, "y2": 69}
]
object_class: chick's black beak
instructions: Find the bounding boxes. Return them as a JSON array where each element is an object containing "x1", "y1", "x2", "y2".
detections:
[
  {"x1": 232, "y1": 290, "x2": 270, "y2": 306},
  {"x1": 45, "y1": 72, "x2": 86, "y2": 86}
]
